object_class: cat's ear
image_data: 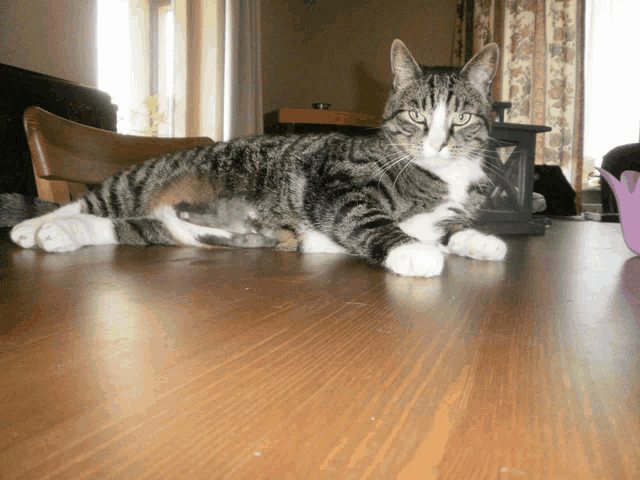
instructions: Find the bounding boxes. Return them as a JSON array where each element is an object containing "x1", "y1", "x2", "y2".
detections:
[
  {"x1": 390, "y1": 40, "x2": 422, "y2": 90},
  {"x1": 460, "y1": 43, "x2": 500, "y2": 94}
]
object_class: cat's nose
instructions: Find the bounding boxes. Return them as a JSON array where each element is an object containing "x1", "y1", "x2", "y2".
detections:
[
  {"x1": 426, "y1": 133, "x2": 447, "y2": 152},
  {"x1": 430, "y1": 140, "x2": 446, "y2": 151}
]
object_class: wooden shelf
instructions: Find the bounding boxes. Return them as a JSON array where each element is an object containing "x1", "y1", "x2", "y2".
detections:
[{"x1": 264, "y1": 108, "x2": 380, "y2": 130}]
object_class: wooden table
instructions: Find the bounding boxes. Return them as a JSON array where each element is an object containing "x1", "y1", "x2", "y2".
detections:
[
  {"x1": 263, "y1": 108, "x2": 381, "y2": 136},
  {"x1": 1, "y1": 221, "x2": 639, "y2": 479}
]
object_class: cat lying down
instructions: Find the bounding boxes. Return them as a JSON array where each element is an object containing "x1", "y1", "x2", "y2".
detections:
[{"x1": 1, "y1": 39, "x2": 506, "y2": 278}]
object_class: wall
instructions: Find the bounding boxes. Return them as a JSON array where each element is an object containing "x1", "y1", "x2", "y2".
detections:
[
  {"x1": 0, "y1": 0, "x2": 97, "y2": 87},
  {"x1": 0, "y1": 1, "x2": 457, "y2": 122},
  {"x1": 261, "y1": 0, "x2": 458, "y2": 117}
]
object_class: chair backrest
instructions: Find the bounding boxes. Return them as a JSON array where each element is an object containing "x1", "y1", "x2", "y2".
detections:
[{"x1": 23, "y1": 106, "x2": 215, "y2": 203}]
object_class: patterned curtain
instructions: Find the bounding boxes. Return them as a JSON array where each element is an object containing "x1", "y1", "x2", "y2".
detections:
[
  {"x1": 451, "y1": 0, "x2": 475, "y2": 66},
  {"x1": 453, "y1": 0, "x2": 586, "y2": 197}
]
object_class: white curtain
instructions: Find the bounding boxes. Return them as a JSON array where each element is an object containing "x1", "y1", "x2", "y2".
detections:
[
  {"x1": 175, "y1": 0, "x2": 263, "y2": 141},
  {"x1": 583, "y1": 0, "x2": 640, "y2": 170}
]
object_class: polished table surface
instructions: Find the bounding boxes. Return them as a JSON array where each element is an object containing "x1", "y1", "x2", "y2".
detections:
[{"x1": 1, "y1": 220, "x2": 639, "y2": 479}]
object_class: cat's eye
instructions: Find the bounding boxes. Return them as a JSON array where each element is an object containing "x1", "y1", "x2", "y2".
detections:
[
  {"x1": 452, "y1": 113, "x2": 472, "y2": 126},
  {"x1": 408, "y1": 110, "x2": 426, "y2": 124}
]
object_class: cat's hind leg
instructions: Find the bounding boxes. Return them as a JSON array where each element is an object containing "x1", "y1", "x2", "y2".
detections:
[
  {"x1": 152, "y1": 205, "x2": 236, "y2": 247},
  {"x1": 30, "y1": 214, "x2": 118, "y2": 252},
  {"x1": 10, "y1": 203, "x2": 238, "y2": 252},
  {"x1": 153, "y1": 205, "x2": 279, "y2": 249},
  {"x1": 11, "y1": 200, "x2": 119, "y2": 252},
  {"x1": 9, "y1": 201, "x2": 103, "y2": 250}
]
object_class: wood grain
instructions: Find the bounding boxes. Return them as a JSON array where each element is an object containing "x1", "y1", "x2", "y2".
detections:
[{"x1": 0, "y1": 220, "x2": 638, "y2": 479}]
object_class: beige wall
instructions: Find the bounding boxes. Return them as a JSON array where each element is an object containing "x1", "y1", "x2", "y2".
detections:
[
  {"x1": 261, "y1": 0, "x2": 458, "y2": 116},
  {"x1": 0, "y1": 0, "x2": 457, "y2": 118},
  {"x1": 0, "y1": 0, "x2": 97, "y2": 86}
]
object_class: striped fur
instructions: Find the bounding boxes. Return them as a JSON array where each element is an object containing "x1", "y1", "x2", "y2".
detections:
[{"x1": 4, "y1": 40, "x2": 507, "y2": 277}]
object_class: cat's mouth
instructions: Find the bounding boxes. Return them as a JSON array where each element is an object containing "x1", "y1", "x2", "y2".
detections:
[
  {"x1": 415, "y1": 146, "x2": 453, "y2": 170},
  {"x1": 421, "y1": 144, "x2": 452, "y2": 159}
]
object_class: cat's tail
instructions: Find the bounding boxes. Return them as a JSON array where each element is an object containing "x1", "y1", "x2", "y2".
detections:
[{"x1": 0, "y1": 193, "x2": 60, "y2": 227}]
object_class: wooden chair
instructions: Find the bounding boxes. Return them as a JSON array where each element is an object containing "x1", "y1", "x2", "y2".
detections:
[{"x1": 23, "y1": 106, "x2": 215, "y2": 203}]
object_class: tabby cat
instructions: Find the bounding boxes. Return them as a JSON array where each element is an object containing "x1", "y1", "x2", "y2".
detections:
[{"x1": 3, "y1": 39, "x2": 507, "y2": 278}]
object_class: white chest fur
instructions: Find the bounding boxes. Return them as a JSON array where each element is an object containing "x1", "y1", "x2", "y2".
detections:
[
  {"x1": 399, "y1": 203, "x2": 459, "y2": 245},
  {"x1": 400, "y1": 158, "x2": 484, "y2": 245},
  {"x1": 432, "y1": 160, "x2": 484, "y2": 203}
]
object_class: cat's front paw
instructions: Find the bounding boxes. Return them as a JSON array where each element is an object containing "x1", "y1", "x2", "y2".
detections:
[
  {"x1": 448, "y1": 229, "x2": 507, "y2": 261},
  {"x1": 385, "y1": 243, "x2": 444, "y2": 277}
]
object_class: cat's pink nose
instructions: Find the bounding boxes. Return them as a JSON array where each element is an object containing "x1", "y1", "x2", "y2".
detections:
[
  {"x1": 427, "y1": 129, "x2": 448, "y2": 152},
  {"x1": 433, "y1": 141, "x2": 446, "y2": 151},
  {"x1": 425, "y1": 135, "x2": 447, "y2": 152}
]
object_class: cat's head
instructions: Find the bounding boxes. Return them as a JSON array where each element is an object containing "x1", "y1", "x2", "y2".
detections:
[{"x1": 382, "y1": 40, "x2": 499, "y2": 180}]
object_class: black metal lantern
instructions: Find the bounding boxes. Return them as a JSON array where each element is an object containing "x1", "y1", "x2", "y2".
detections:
[{"x1": 476, "y1": 108, "x2": 552, "y2": 235}]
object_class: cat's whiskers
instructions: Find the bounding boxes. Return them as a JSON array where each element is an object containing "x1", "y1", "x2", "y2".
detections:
[
  {"x1": 455, "y1": 145, "x2": 502, "y2": 163},
  {"x1": 447, "y1": 145, "x2": 509, "y2": 189},
  {"x1": 371, "y1": 146, "x2": 411, "y2": 166},
  {"x1": 480, "y1": 163, "x2": 513, "y2": 192},
  {"x1": 487, "y1": 137, "x2": 514, "y2": 148},
  {"x1": 373, "y1": 156, "x2": 413, "y2": 185},
  {"x1": 368, "y1": 148, "x2": 414, "y2": 183},
  {"x1": 480, "y1": 161, "x2": 506, "y2": 176},
  {"x1": 392, "y1": 153, "x2": 418, "y2": 189}
]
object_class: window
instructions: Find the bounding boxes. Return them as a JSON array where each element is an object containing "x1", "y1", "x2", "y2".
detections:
[
  {"x1": 150, "y1": 1, "x2": 175, "y2": 136},
  {"x1": 583, "y1": 0, "x2": 640, "y2": 185},
  {"x1": 97, "y1": 0, "x2": 175, "y2": 136}
]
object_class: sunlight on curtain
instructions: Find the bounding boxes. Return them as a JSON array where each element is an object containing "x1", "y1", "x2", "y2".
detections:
[
  {"x1": 156, "y1": 6, "x2": 175, "y2": 137},
  {"x1": 97, "y1": 0, "x2": 171, "y2": 136},
  {"x1": 98, "y1": 0, "x2": 262, "y2": 139},
  {"x1": 181, "y1": 0, "x2": 263, "y2": 141},
  {"x1": 97, "y1": 0, "x2": 135, "y2": 133},
  {"x1": 584, "y1": 0, "x2": 640, "y2": 175}
]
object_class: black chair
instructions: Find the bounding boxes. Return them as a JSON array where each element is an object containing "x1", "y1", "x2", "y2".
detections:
[{"x1": 601, "y1": 143, "x2": 640, "y2": 214}]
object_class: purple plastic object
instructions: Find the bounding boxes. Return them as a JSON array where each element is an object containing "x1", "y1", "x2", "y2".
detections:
[
  {"x1": 621, "y1": 258, "x2": 640, "y2": 326},
  {"x1": 597, "y1": 167, "x2": 640, "y2": 255}
]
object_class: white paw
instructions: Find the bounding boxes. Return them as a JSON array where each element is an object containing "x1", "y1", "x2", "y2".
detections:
[
  {"x1": 10, "y1": 202, "x2": 84, "y2": 249},
  {"x1": 10, "y1": 217, "x2": 46, "y2": 248},
  {"x1": 385, "y1": 243, "x2": 444, "y2": 277},
  {"x1": 35, "y1": 218, "x2": 85, "y2": 252},
  {"x1": 448, "y1": 229, "x2": 507, "y2": 261}
]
